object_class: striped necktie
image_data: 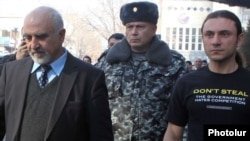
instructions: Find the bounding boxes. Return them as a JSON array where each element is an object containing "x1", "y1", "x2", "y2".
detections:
[{"x1": 38, "y1": 65, "x2": 51, "y2": 88}]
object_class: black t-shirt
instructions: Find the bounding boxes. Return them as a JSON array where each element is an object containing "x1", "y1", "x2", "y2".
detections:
[{"x1": 167, "y1": 66, "x2": 250, "y2": 141}]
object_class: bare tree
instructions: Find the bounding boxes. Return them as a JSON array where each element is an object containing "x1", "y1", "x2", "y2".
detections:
[
  {"x1": 3, "y1": 0, "x2": 159, "y2": 62},
  {"x1": 56, "y1": 0, "x2": 128, "y2": 62},
  {"x1": 62, "y1": 12, "x2": 103, "y2": 63},
  {"x1": 84, "y1": 0, "x2": 125, "y2": 41}
]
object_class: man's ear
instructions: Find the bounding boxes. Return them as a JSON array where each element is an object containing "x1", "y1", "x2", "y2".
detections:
[{"x1": 59, "y1": 28, "x2": 66, "y2": 43}]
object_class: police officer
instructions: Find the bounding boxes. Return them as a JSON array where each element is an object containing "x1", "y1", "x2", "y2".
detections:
[{"x1": 95, "y1": 1, "x2": 187, "y2": 140}]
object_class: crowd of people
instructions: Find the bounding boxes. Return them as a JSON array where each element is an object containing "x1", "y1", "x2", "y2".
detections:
[{"x1": 0, "y1": 1, "x2": 249, "y2": 141}]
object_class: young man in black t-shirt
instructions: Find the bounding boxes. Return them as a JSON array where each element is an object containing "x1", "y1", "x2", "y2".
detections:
[{"x1": 164, "y1": 10, "x2": 250, "y2": 141}]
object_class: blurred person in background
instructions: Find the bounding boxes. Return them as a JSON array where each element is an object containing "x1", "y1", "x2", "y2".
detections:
[
  {"x1": 95, "y1": 33, "x2": 124, "y2": 66},
  {"x1": 201, "y1": 59, "x2": 208, "y2": 67},
  {"x1": 83, "y1": 55, "x2": 92, "y2": 64},
  {"x1": 107, "y1": 33, "x2": 124, "y2": 48},
  {"x1": 194, "y1": 57, "x2": 202, "y2": 70},
  {"x1": 185, "y1": 60, "x2": 195, "y2": 72}
]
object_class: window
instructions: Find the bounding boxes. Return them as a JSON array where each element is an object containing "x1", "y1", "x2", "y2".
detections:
[
  {"x1": 198, "y1": 29, "x2": 202, "y2": 50},
  {"x1": 165, "y1": 27, "x2": 202, "y2": 51},
  {"x1": 172, "y1": 28, "x2": 177, "y2": 50},
  {"x1": 185, "y1": 28, "x2": 189, "y2": 50},
  {"x1": 179, "y1": 28, "x2": 183, "y2": 50},
  {"x1": 191, "y1": 28, "x2": 196, "y2": 50}
]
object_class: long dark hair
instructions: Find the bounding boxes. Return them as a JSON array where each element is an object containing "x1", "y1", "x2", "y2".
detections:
[
  {"x1": 235, "y1": 51, "x2": 243, "y2": 66},
  {"x1": 201, "y1": 10, "x2": 242, "y2": 35}
]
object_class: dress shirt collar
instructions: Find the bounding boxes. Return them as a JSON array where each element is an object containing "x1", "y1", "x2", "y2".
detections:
[{"x1": 31, "y1": 49, "x2": 68, "y2": 76}]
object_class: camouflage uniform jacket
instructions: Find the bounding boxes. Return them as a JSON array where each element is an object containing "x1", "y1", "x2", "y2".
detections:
[{"x1": 95, "y1": 36, "x2": 187, "y2": 141}]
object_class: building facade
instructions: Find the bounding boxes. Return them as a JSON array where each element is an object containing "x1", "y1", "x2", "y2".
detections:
[
  {"x1": 158, "y1": 0, "x2": 248, "y2": 63},
  {"x1": 0, "y1": 0, "x2": 249, "y2": 61}
]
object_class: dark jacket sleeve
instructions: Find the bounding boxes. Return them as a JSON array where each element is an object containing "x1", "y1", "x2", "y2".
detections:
[
  {"x1": 0, "y1": 54, "x2": 16, "y2": 75},
  {"x1": 88, "y1": 70, "x2": 114, "y2": 141}
]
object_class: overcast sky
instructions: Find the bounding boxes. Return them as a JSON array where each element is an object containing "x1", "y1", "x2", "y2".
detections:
[{"x1": 0, "y1": 0, "x2": 159, "y2": 17}]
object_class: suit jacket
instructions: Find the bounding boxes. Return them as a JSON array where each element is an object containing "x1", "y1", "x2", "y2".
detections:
[
  {"x1": 0, "y1": 54, "x2": 16, "y2": 75},
  {"x1": 0, "y1": 52, "x2": 113, "y2": 141}
]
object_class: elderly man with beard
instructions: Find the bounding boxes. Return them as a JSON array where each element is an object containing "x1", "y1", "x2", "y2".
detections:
[{"x1": 0, "y1": 6, "x2": 113, "y2": 141}]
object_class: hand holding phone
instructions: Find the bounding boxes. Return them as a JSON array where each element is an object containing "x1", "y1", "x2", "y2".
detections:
[{"x1": 15, "y1": 39, "x2": 29, "y2": 60}]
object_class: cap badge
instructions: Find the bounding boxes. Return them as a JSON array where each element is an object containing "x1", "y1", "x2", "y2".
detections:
[{"x1": 133, "y1": 7, "x2": 138, "y2": 13}]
